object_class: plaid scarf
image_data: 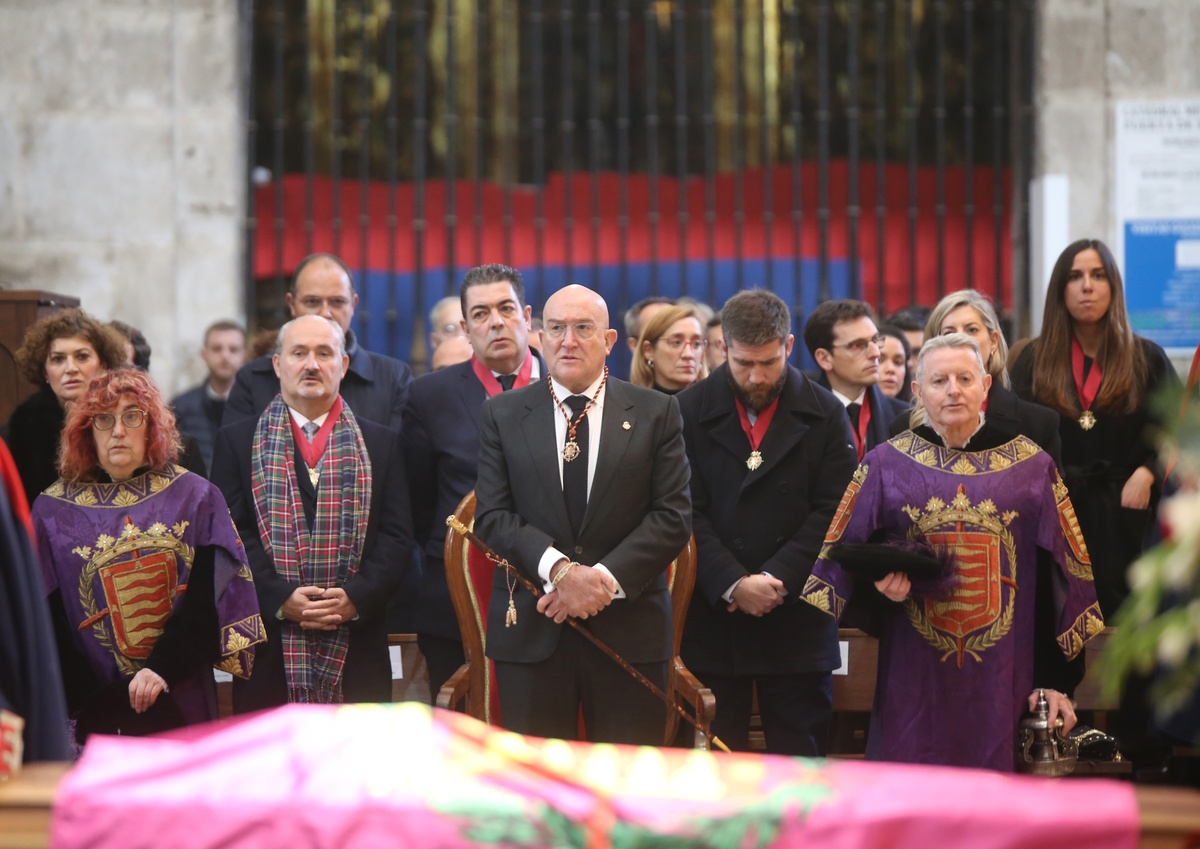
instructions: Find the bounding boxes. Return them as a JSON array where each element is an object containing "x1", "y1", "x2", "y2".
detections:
[{"x1": 250, "y1": 395, "x2": 372, "y2": 704}]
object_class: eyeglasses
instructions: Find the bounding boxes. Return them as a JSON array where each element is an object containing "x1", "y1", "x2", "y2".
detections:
[
  {"x1": 544, "y1": 322, "x2": 600, "y2": 341},
  {"x1": 831, "y1": 334, "x2": 884, "y2": 354},
  {"x1": 297, "y1": 296, "x2": 352, "y2": 311},
  {"x1": 658, "y1": 336, "x2": 707, "y2": 352},
  {"x1": 92, "y1": 409, "x2": 147, "y2": 430}
]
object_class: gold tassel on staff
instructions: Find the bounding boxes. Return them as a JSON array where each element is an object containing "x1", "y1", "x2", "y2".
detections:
[{"x1": 446, "y1": 515, "x2": 730, "y2": 754}]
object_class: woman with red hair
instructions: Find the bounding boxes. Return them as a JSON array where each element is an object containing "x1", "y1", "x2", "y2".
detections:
[{"x1": 30, "y1": 369, "x2": 264, "y2": 746}]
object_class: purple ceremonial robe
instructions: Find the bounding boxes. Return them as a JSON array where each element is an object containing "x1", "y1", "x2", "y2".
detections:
[
  {"x1": 32, "y1": 466, "x2": 265, "y2": 725},
  {"x1": 802, "y1": 432, "x2": 1104, "y2": 771}
]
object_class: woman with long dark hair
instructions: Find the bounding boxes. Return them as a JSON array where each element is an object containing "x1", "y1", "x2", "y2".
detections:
[{"x1": 1010, "y1": 239, "x2": 1179, "y2": 618}]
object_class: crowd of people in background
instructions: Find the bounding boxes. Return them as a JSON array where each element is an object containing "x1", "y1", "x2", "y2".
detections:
[{"x1": 1, "y1": 238, "x2": 1193, "y2": 781}]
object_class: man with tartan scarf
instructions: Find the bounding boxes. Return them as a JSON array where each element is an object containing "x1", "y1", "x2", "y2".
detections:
[{"x1": 212, "y1": 315, "x2": 414, "y2": 710}]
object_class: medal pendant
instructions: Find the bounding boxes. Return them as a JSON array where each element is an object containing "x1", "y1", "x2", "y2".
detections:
[
  {"x1": 746, "y1": 450, "x2": 763, "y2": 471},
  {"x1": 1078, "y1": 410, "x2": 1096, "y2": 431},
  {"x1": 308, "y1": 467, "x2": 320, "y2": 487},
  {"x1": 562, "y1": 440, "x2": 581, "y2": 462}
]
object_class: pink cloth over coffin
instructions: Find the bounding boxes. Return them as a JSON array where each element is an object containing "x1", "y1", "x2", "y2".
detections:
[{"x1": 50, "y1": 703, "x2": 1139, "y2": 849}]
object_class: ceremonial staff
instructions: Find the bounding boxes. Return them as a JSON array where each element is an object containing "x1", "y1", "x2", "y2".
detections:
[{"x1": 446, "y1": 514, "x2": 730, "y2": 753}]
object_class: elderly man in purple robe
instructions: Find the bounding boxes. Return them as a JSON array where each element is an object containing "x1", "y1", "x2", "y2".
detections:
[{"x1": 802, "y1": 333, "x2": 1104, "y2": 771}]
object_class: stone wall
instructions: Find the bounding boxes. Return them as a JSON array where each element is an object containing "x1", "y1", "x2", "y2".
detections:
[
  {"x1": 1035, "y1": 0, "x2": 1200, "y2": 242},
  {"x1": 0, "y1": 0, "x2": 245, "y2": 397},
  {"x1": 1, "y1": 1, "x2": 1193, "y2": 393}
]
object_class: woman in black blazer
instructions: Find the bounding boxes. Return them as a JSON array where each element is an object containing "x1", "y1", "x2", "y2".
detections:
[{"x1": 887, "y1": 289, "x2": 1062, "y2": 471}]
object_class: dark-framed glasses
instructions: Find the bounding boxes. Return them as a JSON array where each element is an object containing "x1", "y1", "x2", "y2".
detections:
[
  {"x1": 831, "y1": 334, "x2": 884, "y2": 354},
  {"x1": 92, "y1": 409, "x2": 147, "y2": 430},
  {"x1": 544, "y1": 321, "x2": 599, "y2": 341}
]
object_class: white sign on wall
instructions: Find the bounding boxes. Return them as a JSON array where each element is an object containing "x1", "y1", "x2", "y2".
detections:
[{"x1": 1114, "y1": 100, "x2": 1200, "y2": 352}]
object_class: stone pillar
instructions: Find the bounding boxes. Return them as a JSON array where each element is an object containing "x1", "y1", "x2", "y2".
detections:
[
  {"x1": 0, "y1": 0, "x2": 246, "y2": 397},
  {"x1": 1034, "y1": 0, "x2": 1200, "y2": 245}
]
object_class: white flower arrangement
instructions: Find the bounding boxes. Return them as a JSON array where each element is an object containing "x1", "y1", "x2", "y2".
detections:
[{"x1": 1103, "y1": 392, "x2": 1200, "y2": 735}]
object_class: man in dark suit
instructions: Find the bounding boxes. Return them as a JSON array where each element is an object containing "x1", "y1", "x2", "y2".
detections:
[
  {"x1": 212, "y1": 315, "x2": 413, "y2": 711},
  {"x1": 677, "y1": 289, "x2": 858, "y2": 754},
  {"x1": 402, "y1": 263, "x2": 543, "y2": 701},
  {"x1": 222, "y1": 253, "x2": 413, "y2": 430},
  {"x1": 804, "y1": 299, "x2": 910, "y2": 462},
  {"x1": 171, "y1": 320, "x2": 246, "y2": 474},
  {"x1": 473, "y1": 284, "x2": 691, "y2": 744}
]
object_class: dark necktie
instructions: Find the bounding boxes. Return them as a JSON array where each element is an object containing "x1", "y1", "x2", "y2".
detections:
[
  {"x1": 562, "y1": 394, "x2": 590, "y2": 537},
  {"x1": 302, "y1": 421, "x2": 319, "y2": 442},
  {"x1": 498, "y1": 374, "x2": 516, "y2": 391},
  {"x1": 846, "y1": 402, "x2": 861, "y2": 427}
]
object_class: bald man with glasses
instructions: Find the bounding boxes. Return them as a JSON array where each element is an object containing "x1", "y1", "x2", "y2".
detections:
[{"x1": 473, "y1": 284, "x2": 691, "y2": 745}]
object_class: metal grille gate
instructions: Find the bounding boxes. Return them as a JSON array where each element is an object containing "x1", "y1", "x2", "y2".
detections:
[{"x1": 242, "y1": 0, "x2": 1034, "y2": 371}]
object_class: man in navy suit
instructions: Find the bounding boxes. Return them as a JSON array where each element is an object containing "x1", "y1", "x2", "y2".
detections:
[
  {"x1": 474, "y1": 284, "x2": 691, "y2": 744},
  {"x1": 222, "y1": 253, "x2": 412, "y2": 431},
  {"x1": 678, "y1": 290, "x2": 858, "y2": 754},
  {"x1": 804, "y1": 299, "x2": 910, "y2": 462},
  {"x1": 212, "y1": 316, "x2": 413, "y2": 711},
  {"x1": 401, "y1": 264, "x2": 543, "y2": 701}
]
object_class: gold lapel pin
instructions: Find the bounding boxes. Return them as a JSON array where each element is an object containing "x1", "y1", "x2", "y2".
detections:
[{"x1": 622, "y1": 421, "x2": 631, "y2": 430}]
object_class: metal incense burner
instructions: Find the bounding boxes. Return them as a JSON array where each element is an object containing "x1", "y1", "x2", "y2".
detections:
[{"x1": 1016, "y1": 689, "x2": 1078, "y2": 776}]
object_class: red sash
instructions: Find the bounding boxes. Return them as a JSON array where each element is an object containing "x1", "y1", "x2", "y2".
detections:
[
  {"x1": 735, "y1": 397, "x2": 780, "y2": 456},
  {"x1": 471, "y1": 353, "x2": 534, "y2": 398},
  {"x1": 289, "y1": 396, "x2": 344, "y2": 469},
  {"x1": 1071, "y1": 337, "x2": 1103, "y2": 412}
]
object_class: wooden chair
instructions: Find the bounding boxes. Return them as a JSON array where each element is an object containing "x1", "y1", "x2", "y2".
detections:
[{"x1": 437, "y1": 490, "x2": 717, "y2": 748}]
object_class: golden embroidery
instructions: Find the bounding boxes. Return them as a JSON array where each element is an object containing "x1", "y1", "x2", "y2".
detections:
[
  {"x1": 1015, "y1": 440, "x2": 1040, "y2": 462},
  {"x1": 217, "y1": 615, "x2": 267, "y2": 680},
  {"x1": 226, "y1": 631, "x2": 253, "y2": 652},
  {"x1": 801, "y1": 575, "x2": 843, "y2": 619},
  {"x1": 48, "y1": 466, "x2": 187, "y2": 508},
  {"x1": 803, "y1": 586, "x2": 831, "y2": 613},
  {"x1": 988, "y1": 453, "x2": 1012, "y2": 471},
  {"x1": 1065, "y1": 554, "x2": 1094, "y2": 582},
  {"x1": 1057, "y1": 604, "x2": 1105, "y2": 660},
  {"x1": 903, "y1": 484, "x2": 1018, "y2": 667},
  {"x1": 824, "y1": 465, "x2": 868, "y2": 545},
  {"x1": 76, "y1": 519, "x2": 195, "y2": 676},
  {"x1": 1053, "y1": 478, "x2": 1092, "y2": 576},
  {"x1": 216, "y1": 656, "x2": 244, "y2": 677},
  {"x1": 901, "y1": 433, "x2": 1044, "y2": 475},
  {"x1": 113, "y1": 490, "x2": 139, "y2": 508},
  {"x1": 951, "y1": 457, "x2": 976, "y2": 476}
]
